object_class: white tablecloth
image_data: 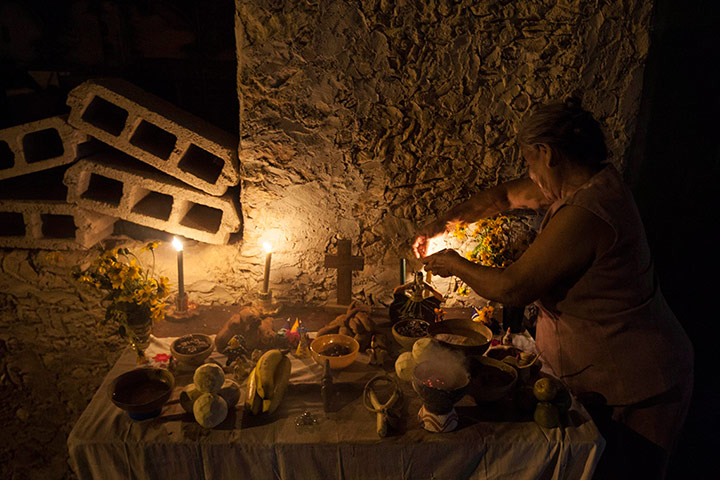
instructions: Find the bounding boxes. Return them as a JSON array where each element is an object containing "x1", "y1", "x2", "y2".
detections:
[{"x1": 67, "y1": 334, "x2": 604, "y2": 480}]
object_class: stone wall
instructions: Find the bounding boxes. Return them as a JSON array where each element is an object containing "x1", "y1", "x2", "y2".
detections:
[
  {"x1": 235, "y1": 0, "x2": 653, "y2": 306},
  {"x1": 0, "y1": 0, "x2": 654, "y2": 478}
]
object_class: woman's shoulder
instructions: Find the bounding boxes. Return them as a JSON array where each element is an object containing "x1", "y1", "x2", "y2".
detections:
[{"x1": 566, "y1": 164, "x2": 629, "y2": 216}]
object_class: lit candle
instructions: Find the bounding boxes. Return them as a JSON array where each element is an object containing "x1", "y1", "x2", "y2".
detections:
[
  {"x1": 172, "y1": 237, "x2": 184, "y2": 299},
  {"x1": 262, "y1": 241, "x2": 272, "y2": 293}
]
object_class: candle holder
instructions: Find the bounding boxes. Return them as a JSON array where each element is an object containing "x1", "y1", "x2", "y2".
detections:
[
  {"x1": 165, "y1": 293, "x2": 199, "y2": 322},
  {"x1": 257, "y1": 289, "x2": 274, "y2": 309}
]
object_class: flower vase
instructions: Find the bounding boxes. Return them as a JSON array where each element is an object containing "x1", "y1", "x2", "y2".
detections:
[{"x1": 126, "y1": 314, "x2": 152, "y2": 351}]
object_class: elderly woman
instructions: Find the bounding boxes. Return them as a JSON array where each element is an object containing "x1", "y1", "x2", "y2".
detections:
[{"x1": 415, "y1": 99, "x2": 693, "y2": 479}]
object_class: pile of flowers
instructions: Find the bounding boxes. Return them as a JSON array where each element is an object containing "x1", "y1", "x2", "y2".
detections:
[
  {"x1": 453, "y1": 215, "x2": 537, "y2": 269},
  {"x1": 452, "y1": 215, "x2": 537, "y2": 310},
  {"x1": 73, "y1": 242, "x2": 170, "y2": 352}
]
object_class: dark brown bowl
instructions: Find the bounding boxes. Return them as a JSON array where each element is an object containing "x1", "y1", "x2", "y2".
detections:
[
  {"x1": 109, "y1": 367, "x2": 175, "y2": 420},
  {"x1": 428, "y1": 318, "x2": 492, "y2": 356}
]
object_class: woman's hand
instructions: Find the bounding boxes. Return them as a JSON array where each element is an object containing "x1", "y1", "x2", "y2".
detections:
[
  {"x1": 412, "y1": 219, "x2": 450, "y2": 258},
  {"x1": 420, "y1": 249, "x2": 463, "y2": 277}
]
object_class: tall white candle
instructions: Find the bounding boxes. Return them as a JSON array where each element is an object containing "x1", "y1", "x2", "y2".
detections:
[
  {"x1": 262, "y1": 242, "x2": 272, "y2": 293},
  {"x1": 172, "y1": 237, "x2": 184, "y2": 299}
]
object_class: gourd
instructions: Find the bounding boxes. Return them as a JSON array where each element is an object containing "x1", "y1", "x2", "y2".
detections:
[
  {"x1": 193, "y1": 393, "x2": 228, "y2": 428},
  {"x1": 193, "y1": 363, "x2": 225, "y2": 394},
  {"x1": 394, "y1": 351, "x2": 416, "y2": 381},
  {"x1": 217, "y1": 379, "x2": 240, "y2": 408}
]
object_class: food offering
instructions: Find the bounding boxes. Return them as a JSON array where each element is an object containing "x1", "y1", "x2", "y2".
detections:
[
  {"x1": 531, "y1": 377, "x2": 572, "y2": 428},
  {"x1": 309, "y1": 334, "x2": 360, "y2": 370},
  {"x1": 180, "y1": 363, "x2": 240, "y2": 428},
  {"x1": 392, "y1": 319, "x2": 429, "y2": 350},
  {"x1": 245, "y1": 349, "x2": 292, "y2": 416},
  {"x1": 428, "y1": 318, "x2": 492, "y2": 355},
  {"x1": 316, "y1": 301, "x2": 378, "y2": 351},
  {"x1": 171, "y1": 334, "x2": 214, "y2": 369}
]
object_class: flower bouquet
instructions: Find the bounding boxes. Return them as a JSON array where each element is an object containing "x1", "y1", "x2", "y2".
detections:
[{"x1": 73, "y1": 242, "x2": 170, "y2": 359}]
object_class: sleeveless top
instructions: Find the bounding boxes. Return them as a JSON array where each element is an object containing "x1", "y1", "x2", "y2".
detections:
[{"x1": 534, "y1": 165, "x2": 693, "y2": 405}]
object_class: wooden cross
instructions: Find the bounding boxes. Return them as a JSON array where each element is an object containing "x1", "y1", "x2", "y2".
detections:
[{"x1": 324, "y1": 239, "x2": 364, "y2": 305}]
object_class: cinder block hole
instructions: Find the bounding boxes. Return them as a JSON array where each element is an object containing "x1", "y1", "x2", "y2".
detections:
[
  {"x1": 0, "y1": 141, "x2": 14, "y2": 170},
  {"x1": 41, "y1": 214, "x2": 77, "y2": 239},
  {"x1": 180, "y1": 203, "x2": 222, "y2": 233},
  {"x1": 81, "y1": 173, "x2": 123, "y2": 206},
  {"x1": 0, "y1": 212, "x2": 25, "y2": 236},
  {"x1": 129, "y1": 120, "x2": 177, "y2": 160},
  {"x1": 178, "y1": 145, "x2": 225, "y2": 184},
  {"x1": 131, "y1": 190, "x2": 173, "y2": 220},
  {"x1": 22, "y1": 128, "x2": 64, "y2": 163},
  {"x1": 81, "y1": 96, "x2": 129, "y2": 136}
]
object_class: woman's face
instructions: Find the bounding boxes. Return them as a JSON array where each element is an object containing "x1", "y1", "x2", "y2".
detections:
[{"x1": 521, "y1": 144, "x2": 557, "y2": 201}]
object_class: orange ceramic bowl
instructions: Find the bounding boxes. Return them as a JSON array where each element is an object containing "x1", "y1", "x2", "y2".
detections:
[{"x1": 310, "y1": 334, "x2": 359, "y2": 370}]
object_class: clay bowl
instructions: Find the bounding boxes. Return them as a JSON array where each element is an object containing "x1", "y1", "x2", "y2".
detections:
[
  {"x1": 310, "y1": 334, "x2": 359, "y2": 370},
  {"x1": 412, "y1": 360, "x2": 470, "y2": 415},
  {"x1": 392, "y1": 319, "x2": 430, "y2": 350},
  {"x1": 109, "y1": 367, "x2": 175, "y2": 420},
  {"x1": 467, "y1": 355, "x2": 518, "y2": 403},
  {"x1": 428, "y1": 318, "x2": 492, "y2": 356},
  {"x1": 171, "y1": 333, "x2": 214, "y2": 368}
]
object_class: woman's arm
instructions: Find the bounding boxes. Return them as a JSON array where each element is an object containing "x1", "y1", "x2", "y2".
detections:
[
  {"x1": 421, "y1": 205, "x2": 613, "y2": 305},
  {"x1": 413, "y1": 178, "x2": 550, "y2": 257}
]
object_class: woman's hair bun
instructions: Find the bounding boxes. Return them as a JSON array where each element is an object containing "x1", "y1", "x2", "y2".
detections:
[{"x1": 565, "y1": 96, "x2": 583, "y2": 111}]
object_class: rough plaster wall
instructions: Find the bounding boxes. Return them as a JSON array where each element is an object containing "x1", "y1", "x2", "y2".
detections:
[
  {"x1": 236, "y1": 0, "x2": 653, "y2": 306},
  {"x1": 0, "y1": 1, "x2": 653, "y2": 478}
]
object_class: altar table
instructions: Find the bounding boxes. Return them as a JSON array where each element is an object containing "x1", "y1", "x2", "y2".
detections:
[{"x1": 68, "y1": 335, "x2": 604, "y2": 480}]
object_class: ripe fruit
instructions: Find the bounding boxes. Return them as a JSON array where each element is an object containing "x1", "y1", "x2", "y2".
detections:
[
  {"x1": 218, "y1": 379, "x2": 241, "y2": 409},
  {"x1": 194, "y1": 363, "x2": 225, "y2": 394},
  {"x1": 262, "y1": 356, "x2": 292, "y2": 414},
  {"x1": 245, "y1": 366, "x2": 262, "y2": 415},
  {"x1": 534, "y1": 402, "x2": 560, "y2": 428},
  {"x1": 194, "y1": 393, "x2": 228, "y2": 428},
  {"x1": 533, "y1": 377, "x2": 558, "y2": 402},
  {"x1": 395, "y1": 351, "x2": 417, "y2": 381},
  {"x1": 256, "y1": 349, "x2": 284, "y2": 398}
]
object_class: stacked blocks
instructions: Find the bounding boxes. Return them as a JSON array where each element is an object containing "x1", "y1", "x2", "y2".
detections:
[
  {"x1": 0, "y1": 200, "x2": 115, "y2": 250},
  {"x1": 66, "y1": 78, "x2": 239, "y2": 196},
  {"x1": 64, "y1": 151, "x2": 241, "y2": 245},
  {"x1": 0, "y1": 116, "x2": 87, "y2": 181},
  {"x1": 0, "y1": 78, "x2": 240, "y2": 250}
]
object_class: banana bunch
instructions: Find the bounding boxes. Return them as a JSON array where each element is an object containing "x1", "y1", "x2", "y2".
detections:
[{"x1": 245, "y1": 349, "x2": 292, "y2": 415}]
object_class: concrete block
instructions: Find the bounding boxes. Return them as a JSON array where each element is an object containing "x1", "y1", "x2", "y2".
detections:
[
  {"x1": 66, "y1": 78, "x2": 239, "y2": 196},
  {"x1": 63, "y1": 150, "x2": 242, "y2": 245},
  {"x1": 0, "y1": 116, "x2": 87, "y2": 181},
  {"x1": 0, "y1": 200, "x2": 115, "y2": 250}
]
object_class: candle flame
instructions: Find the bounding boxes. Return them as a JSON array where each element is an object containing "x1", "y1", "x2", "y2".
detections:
[
  {"x1": 263, "y1": 241, "x2": 272, "y2": 253},
  {"x1": 172, "y1": 237, "x2": 183, "y2": 252},
  {"x1": 425, "y1": 236, "x2": 443, "y2": 256}
]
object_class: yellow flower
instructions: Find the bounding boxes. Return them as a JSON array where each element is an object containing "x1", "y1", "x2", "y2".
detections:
[{"x1": 141, "y1": 241, "x2": 160, "y2": 252}]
